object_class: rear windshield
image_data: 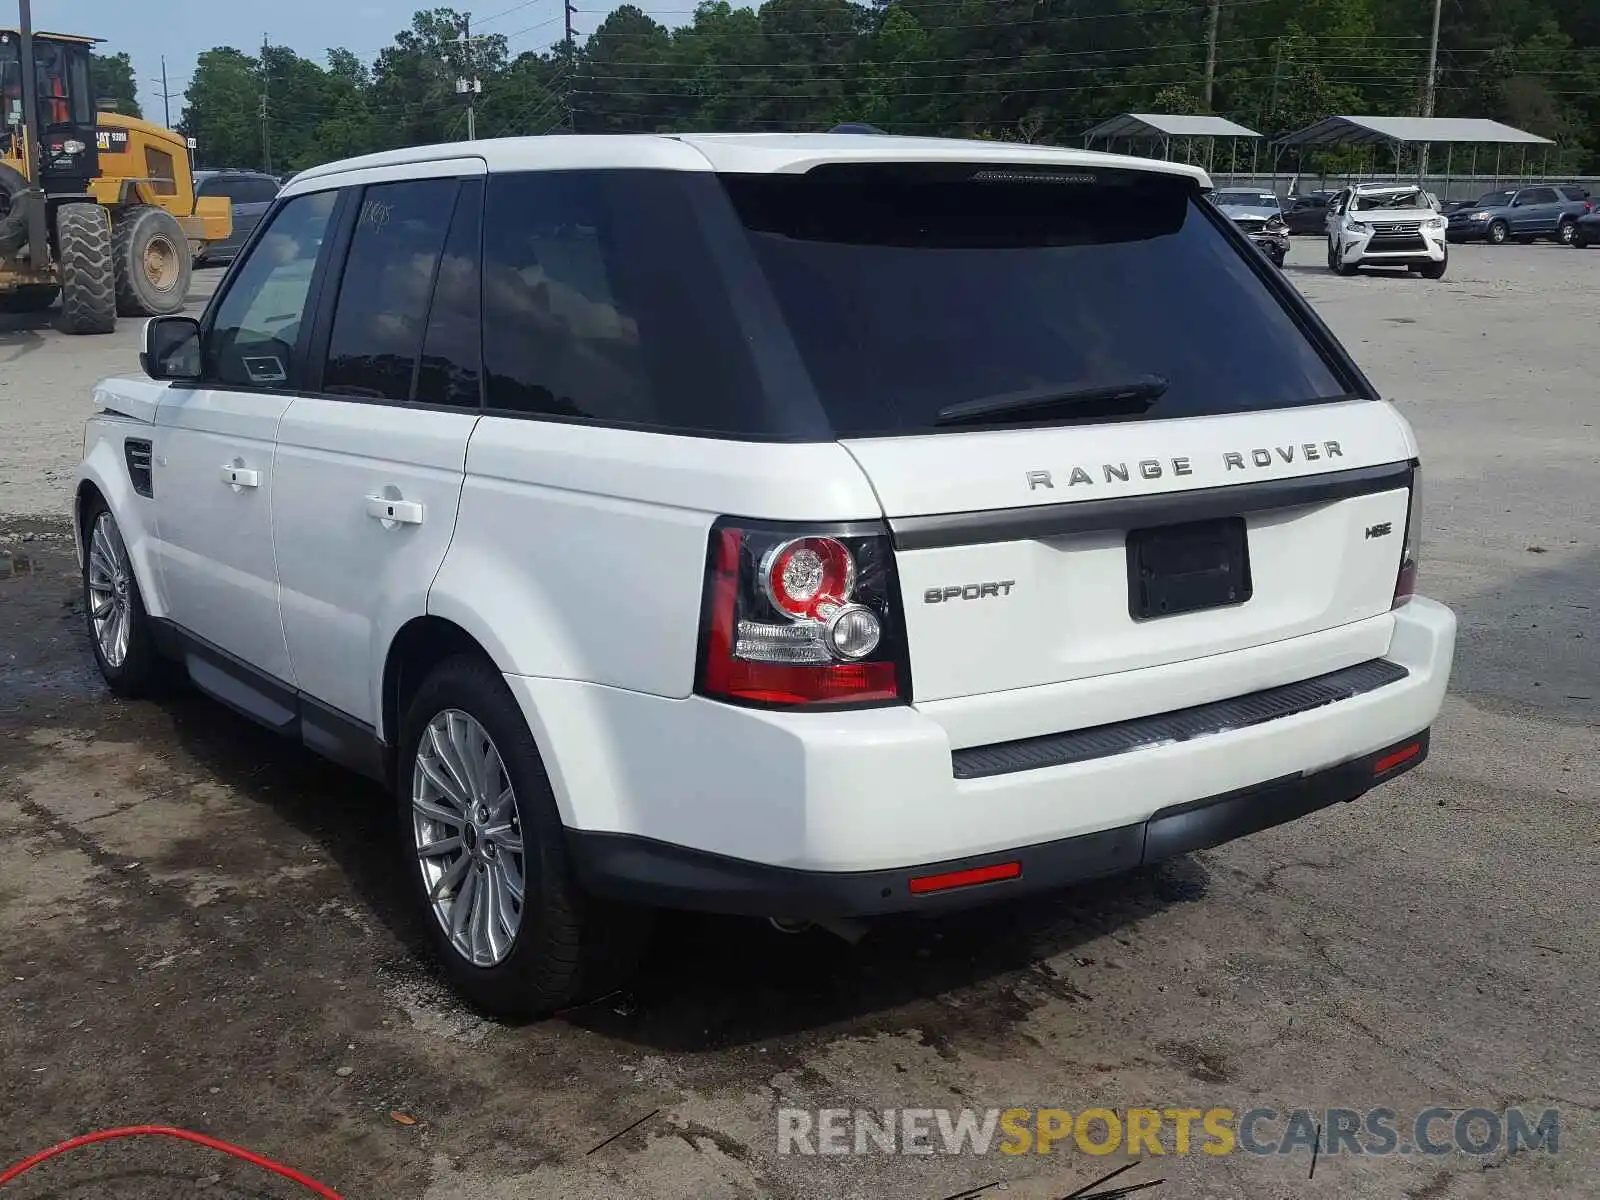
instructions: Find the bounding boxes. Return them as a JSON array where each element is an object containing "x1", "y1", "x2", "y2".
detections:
[
  {"x1": 720, "y1": 165, "x2": 1350, "y2": 437},
  {"x1": 1213, "y1": 190, "x2": 1278, "y2": 209}
]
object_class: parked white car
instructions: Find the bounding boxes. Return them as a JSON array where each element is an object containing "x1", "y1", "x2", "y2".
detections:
[
  {"x1": 76, "y1": 134, "x2": 1456, "y2": 1016},
  {"x1": 1327, "y1": 184, "x2": 1449, "y2": 277}
]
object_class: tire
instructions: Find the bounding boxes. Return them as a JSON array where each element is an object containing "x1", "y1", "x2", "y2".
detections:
[
  {"x1": 112, "y1": 206, "x2": 193, "y2": 317},
  {"x1": 1573, "y1": 228, "x2": 1591, "y2": 249},
  {"x1": 81, "y1": 498, "x2": 168, "y2": 697},
  {"x1": 55, "y1": 203, "x2": 117, "y2": 334},
  {"x1": 397, "y1": 654, "x2": 651, "y2": 1019},
  {"x1": 1486, "y1": 219, "x2": 1509, "y2": 246},
  {"x1": 0, "y1": 284, "x2": 60, "y2": 312},
  {"x1": 0, "y1": 160, "x2": 30, "y2": 254},
  {"x1": 1332, "y1": 241, "x2": 1360, "y2": 276},
  {"x1": 1556, "y1": 219, "x2": 1576, "y2": 245},
  {"x1": 1419, "y1": 254, "x2": 1447, "y2": 280}
]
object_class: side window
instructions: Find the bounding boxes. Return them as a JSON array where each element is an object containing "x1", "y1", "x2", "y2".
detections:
[
  {"x1": 321, "y1": 178, "x2": 459, "y2": 402},
  {"x1": 205, "y1": 189, "x2": 338, "y2": 390},
  {"x1": 481, "y1": 170, "x2": 765, "y2": 432},
  {"x1": 416, "y1": 178, "x2": 483, "y2": 408}
]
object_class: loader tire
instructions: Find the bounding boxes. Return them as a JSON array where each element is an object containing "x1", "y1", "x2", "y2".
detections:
[
  {"x1": 113, "y1": 206, "x2": 192, "y2": 317},
  {"x1": 0, "y1": 284, "x2": 60, "y2": 313},
  {"x1": 57, "y1": 204, "x2": 117, "y2": 335}
]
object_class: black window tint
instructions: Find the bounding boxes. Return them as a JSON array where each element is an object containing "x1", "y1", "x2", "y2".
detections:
[
  {"x1": 416, "y1": 179, "x2": 483, "y2": 408},
  {"x1": 238, "y1": 178, "x2": 275, "y2": 204},
  {"x1": 482, "y1": 170, "x2": 770, "y2": 434},
  {"x1": 1559, "y1": 185, "x2": 1589, "y2": 201},
  {"x1": 323, "y1": 178, "x2": 458, "y2": 401},
  {"x1": 205, "y1": 189, "x2": 337, "y2": 390},
  {"x1": 722, "y1": 165, "x2": 1349, "y2": 435},
  {"x1": 1523, "y1": 188, "x2": 1558, "y2": 204}
]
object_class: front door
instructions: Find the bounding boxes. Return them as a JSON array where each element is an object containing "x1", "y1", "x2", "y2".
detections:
[
  {"x1": 273, "y1": 172, "x2": 485, "y2": 729},
  {"x1": 153, "y1": 188, "x2": 340, "y2": 683}
]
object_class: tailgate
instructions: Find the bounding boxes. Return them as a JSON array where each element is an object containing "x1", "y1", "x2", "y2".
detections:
[{"x1": 844, "y1": 400, "x2": 1415, "y2": 703}]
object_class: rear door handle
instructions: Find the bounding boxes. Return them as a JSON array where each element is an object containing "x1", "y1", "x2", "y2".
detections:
[
  {"x1": 221, "y1": 465, "x2": 261, "y2": 488},
  {"x1": 367, "y1": 495, "x2": 425, "y2": 526}
]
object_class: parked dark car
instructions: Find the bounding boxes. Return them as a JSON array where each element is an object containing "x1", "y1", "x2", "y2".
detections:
[
  {"x1": 1571, "y1": 210, "x2": 1600, "y2": 248},
  {"x1": 192, "y1": 169, "x2": 282, "y2": 264},
  {"x1": 1445, "y1": 184, "x2": 1592, "y2": 245},
  {"x1": 1283, "y1": 190, "x2": 1338, "y2": 235}
]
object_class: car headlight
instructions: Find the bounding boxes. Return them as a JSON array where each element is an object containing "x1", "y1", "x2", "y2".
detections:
[
  {"x1": 61, "y1": 139, "x2": 85, "y2": 155},
  {"x1": 1347, "y1": 221, "x2": 1371, "y2": 234},
  {"x1": 1470, "y1": 211, "x2": 1490, "y2": 220},
  {"x1": 1265, "y1": 216, "x2": 1287, "y2": 233},
  {"x1": 1424, "y1": 216, "x2": 1446, "y2": 230}
]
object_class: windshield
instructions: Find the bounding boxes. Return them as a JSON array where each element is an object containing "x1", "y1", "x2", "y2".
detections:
[
  {"x1": 721, "y1": 165, "x2": 1350, "y2": 436},
  {"x1": 1214, "y1": 191, "x2": 1279, "y2": 210},
  {"x1": 1474, "y1": 191, "x2": 1515, "y2": 208},
  {"x1": 1353, "y1": 189, "x2": 1426, "y2": 211}
]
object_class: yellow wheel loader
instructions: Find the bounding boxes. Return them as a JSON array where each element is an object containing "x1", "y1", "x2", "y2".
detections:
[{"x1": 0, "y1": 28, "x2": 231, "y2": 332}]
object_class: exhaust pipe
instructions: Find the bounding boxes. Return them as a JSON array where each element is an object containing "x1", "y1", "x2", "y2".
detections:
[{"x1": 767, "y1": 916, "x2": 870, "y2": 945}]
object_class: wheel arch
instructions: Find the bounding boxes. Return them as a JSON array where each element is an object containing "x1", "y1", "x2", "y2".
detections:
[
  {"x1": 381, "y1": 614, "x2": 503, "y2": 751},
  {"x1": 75, "y1": 437, "x2": 166, "y2": 619}
]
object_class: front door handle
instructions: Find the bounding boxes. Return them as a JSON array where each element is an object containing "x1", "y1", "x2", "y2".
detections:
[
  {"x1": 221, "y1": 464, "x2": 261, "y2": 489},
  {"x1": 366, "y1": 495, "x2": 425, "y2": 526}
]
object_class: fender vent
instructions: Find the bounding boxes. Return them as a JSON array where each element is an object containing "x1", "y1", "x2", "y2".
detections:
[{"x1": 124, "y1": 438, "x2": 153, "y2": 497}]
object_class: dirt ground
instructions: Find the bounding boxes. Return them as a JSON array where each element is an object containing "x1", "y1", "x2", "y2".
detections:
[{"x1": 1, "y1": 245, "x2": 1596, "y2": 1199}]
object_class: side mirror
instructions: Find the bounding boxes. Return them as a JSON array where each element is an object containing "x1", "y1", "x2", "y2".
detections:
[{"x1": 141, "y1": 316, "x2": 202, "y2": 382}]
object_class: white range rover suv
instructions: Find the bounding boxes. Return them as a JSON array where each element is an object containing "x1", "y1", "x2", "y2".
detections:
[{"x1": 76, "y1": 134, "x2": 1456, "y2": 1016}]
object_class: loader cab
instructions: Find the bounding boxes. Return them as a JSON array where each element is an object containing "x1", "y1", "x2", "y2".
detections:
[{"x1": 0, "y1": 30, "x2": 101, "y2": 192}]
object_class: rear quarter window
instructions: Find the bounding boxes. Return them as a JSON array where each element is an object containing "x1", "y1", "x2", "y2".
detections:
[{"x1": 721, "y1": 164, "x2": 1352, "y2": 436}]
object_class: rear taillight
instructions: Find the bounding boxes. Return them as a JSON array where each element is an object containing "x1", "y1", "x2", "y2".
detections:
[
  {"x1": 1393, "y1": 465, "x2": 1422, "y2": 607},
  {"x1": 696, "y1": 522, "x2": 908, "y2": 708}
]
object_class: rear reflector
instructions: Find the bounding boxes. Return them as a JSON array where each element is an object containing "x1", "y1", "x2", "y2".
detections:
[
  {"x1": 909, "y1": 861, "x2": 1021, "y2": 895},
  {"x1": 1373, "y1": 742, "x2": 1423, "y2": 775}
]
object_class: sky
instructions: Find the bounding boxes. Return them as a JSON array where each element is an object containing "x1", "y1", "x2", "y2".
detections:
[{"x1": 24, "y1": 0, "x2": 712, "y2": 121}]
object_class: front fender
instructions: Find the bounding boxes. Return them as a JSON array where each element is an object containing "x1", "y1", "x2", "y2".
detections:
[{"x1": 77, "y1": 417, "x2": 166, "y2": 619}]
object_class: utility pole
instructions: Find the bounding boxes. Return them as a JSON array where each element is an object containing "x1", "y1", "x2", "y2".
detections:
[
  {"x1": 153, "y1": 56, "x2": 183, "y2": 128},
  {"x1": 260, "y1": 33, "x2": 272, "y2": 174},
  {"x1": 563, "y1": 0, "x2": 576, "y2": 131},
  {"x1": 1419, "y1": 0, "x2": 1443, "y2": 178},
  {"x1": 453, "y1": 15, "x2": 494, "y2": 141},
  {"x1": 1203, "y1": 0, "x2": 1221, "y2": 111}
]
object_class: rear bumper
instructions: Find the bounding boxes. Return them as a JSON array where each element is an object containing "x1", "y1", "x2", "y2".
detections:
[
  {"x1": 567, "y1": 731, "x2": 1429, "y2": 918},
  {"x1": 510, "y1": 597, "x2": 1455, "y2": 910}
]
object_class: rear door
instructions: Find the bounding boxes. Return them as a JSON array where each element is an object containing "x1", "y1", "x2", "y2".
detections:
[
  {"x1": 272, "y1": 167, "x2": 484, "y2": 729},
  {"x1": 721, "y1": 164, "x2": 1414, "y2": 703}
]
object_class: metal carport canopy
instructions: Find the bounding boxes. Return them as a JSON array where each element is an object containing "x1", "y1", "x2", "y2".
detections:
[
  {"x1": 1275, "y1": 116, "x2": 1553, "y2": 147},
  {"x1": 1083, "y1": 113, "x2": 1263, "y2": 141}
]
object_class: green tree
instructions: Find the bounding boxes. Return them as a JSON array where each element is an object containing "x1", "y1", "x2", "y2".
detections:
[
  {"x1": 89, "y1": 51, "x2": 141, "y2": 119},
  {"x1": 180, "y1": 48, "x2": 262, "y2": 169}
]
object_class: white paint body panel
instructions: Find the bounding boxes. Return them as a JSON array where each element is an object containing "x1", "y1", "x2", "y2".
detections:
[
  {"x1": 507, "y1": 598, "x2": 1454, "y2": 871},
  {"x1": 151, "y1": 386, "x2": 296, "y2": 682},
  {"x1": 429, "y1": 417, "x2": 881, "y2": 701},
  {"x1": 273, "y1": 399, "x2": 477, "y2": 726}
]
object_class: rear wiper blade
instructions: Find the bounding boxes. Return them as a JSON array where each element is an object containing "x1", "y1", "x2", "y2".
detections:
[{"x1": 934, "y1": 375, "x2": 1169, "y2": 425}]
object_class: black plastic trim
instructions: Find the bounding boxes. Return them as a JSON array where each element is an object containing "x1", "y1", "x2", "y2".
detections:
[
  {"x1": 150, "y1": 617, "x2": 389, "y2": 783},
  {"x1": 566, "y1": 730, "x2": 1430, "y2": 919},
  {"x1": 890, "y1": 460, "x2": 1416, "y2": 552},
  {"x1": 952, "y1": 658, "x2": 1410, "y2": 781}
]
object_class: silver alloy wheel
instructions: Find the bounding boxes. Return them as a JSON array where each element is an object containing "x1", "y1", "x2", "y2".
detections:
[
  {"x1": 412, "y1": 709, "x2": 526, "y2": 967},
  {"x1": 86, "y1": 511, "x2": 133, "y2": 669}
]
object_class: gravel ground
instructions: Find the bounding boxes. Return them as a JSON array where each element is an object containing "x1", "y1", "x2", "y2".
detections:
[{"x1": 0, "y1": 242, "x2": 1596, "y2": 1199}]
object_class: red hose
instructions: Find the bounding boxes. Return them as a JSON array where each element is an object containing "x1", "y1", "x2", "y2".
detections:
[{"x1": 0, "y1": 1126, "x2": 344, "y2": 1197}]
